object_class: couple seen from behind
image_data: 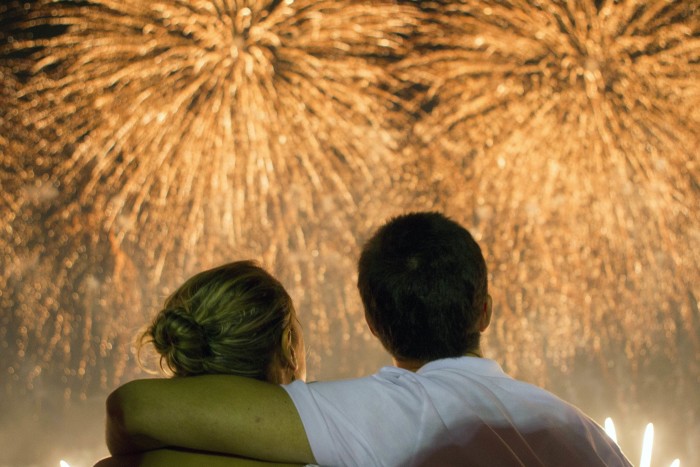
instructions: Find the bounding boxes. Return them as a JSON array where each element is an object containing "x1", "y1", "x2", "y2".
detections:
[{"x1": 97, "y1": 212, "x2": 632, "y2": 466}]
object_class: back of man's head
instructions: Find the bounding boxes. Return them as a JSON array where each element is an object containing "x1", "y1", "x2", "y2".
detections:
[{"x1": 357, "y1": 212, "x2": 488, "y2": 362}]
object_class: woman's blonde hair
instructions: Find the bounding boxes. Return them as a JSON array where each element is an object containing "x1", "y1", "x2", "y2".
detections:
[{"x1": 140, "y1": 261, "x2": 295, "y2": 380}]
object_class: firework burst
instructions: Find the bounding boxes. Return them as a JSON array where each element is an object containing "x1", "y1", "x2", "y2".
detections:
[
  {"x1": 2, "y1": 0, "x2": 433, "y2": 396},
  {"x1": 396, "y1": 5, "x2": 699, "y2": 461},
  {"x1": 2, "y1": 2, "x2": 699, "y2": 462},
  {"x1": 18, "y1": 0, "x2": 424, "y2": 262},
  {"x1": 398, "y1": 0, "x2": 699, "y2": 374}
]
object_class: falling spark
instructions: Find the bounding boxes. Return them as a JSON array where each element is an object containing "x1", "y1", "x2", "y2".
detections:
[
  {"x1": 0, "y1": 62, "x2": 20, "y2": 224},
  {"x1": 640, "y1": 422, "x2": 654, "y2": 467}
]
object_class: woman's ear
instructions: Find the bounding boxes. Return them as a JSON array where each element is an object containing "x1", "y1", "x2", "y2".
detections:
[{"x1": 266, "y1": 326, "x2": 298, "y2": 385}]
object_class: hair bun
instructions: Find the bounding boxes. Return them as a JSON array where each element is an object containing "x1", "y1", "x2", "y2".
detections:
[{"x1": 149, "y1": 306, "x2": 210, "y2": 376}]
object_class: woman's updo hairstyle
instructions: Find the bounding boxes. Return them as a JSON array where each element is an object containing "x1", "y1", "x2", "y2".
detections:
[{"x1": 141, "y1": 261, "x2": 295, "y2": 380}]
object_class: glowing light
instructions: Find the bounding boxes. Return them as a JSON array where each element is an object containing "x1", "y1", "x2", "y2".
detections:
[
  {"x1": 640, "y1": 423, "x2": 654, "y2": 467},
  {"x1": 59, "y1": 461, "x2": 70, "y2": 467},
  {"x1": 604, "y1": 418, "x2": 684, "y2": 467},
  {"x1": 604, "y1": 417, "x2": 617, "y2": 443}
]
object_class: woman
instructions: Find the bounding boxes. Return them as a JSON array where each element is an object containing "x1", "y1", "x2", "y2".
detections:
[
  {"x1": 95, "y1": 261, "x2": 307, "y2": 467},
  {"x1": 142, "y1": 260, "x2": 305, "y2": 385}
]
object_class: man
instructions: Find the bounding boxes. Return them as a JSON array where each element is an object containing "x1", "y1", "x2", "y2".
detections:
[{"x1": 104, "y1": 212, "x2": 631, "y2": 466}]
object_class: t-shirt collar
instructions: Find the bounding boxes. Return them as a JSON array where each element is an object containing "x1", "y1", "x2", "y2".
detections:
[{"x1": 417, "y1": 356, "x2": 506, "y2": 378}]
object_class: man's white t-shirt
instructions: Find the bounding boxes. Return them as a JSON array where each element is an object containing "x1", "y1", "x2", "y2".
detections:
[{"x1": 284, "y1": 357, "x2": 631, "y2": 467}]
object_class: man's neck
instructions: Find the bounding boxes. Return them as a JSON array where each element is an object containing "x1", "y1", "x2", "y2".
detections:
[
  {"x1": 393, "y1": 347, "x2": 483, "y2": 372},
  {"x1": 464, "y1": 348, "x2": 483, "y2": 358},
  {"x1": 393, "y1": 357, "x2": 426, "y2": 372}
]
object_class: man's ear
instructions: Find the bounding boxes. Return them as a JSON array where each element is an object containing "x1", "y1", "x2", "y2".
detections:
[
  {"x1": 365, "y1": 313, "x2": 378, "y2": 337},
  {"x1": 479, "y1": 294, "x2": 493, "y2": 332}
]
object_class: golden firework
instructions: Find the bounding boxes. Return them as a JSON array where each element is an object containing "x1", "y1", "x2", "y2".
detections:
[
  {"x1": 1, "y1": 0, "x2": 699, "y2": 463},
  {"x1": 3, "y1": 0, "x2": 430, "y2": 396},
  {"x1": 395, "y1": 4, "x2": 699, "y2": 461},
  {"x1": 399, "y1": 0, "x2": 699, "y2": 377},
  {"x1": 18, "y1": 0, "x2": 423, "y2": 259}
]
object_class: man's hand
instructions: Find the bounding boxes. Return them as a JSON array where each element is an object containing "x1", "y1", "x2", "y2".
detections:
[{"x1": 105, "y1": 376, "x2": 314, "y2": 464}]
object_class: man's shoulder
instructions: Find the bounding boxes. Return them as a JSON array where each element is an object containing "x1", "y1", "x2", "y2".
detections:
[
  {"x1": 284, "y1": 361, "x2": 632, "y2": 467},
  {"x1": 284, "y1": 369, "x2": 409, "y2": 399}
]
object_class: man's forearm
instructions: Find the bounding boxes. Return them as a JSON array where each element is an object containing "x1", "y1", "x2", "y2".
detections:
[{"x1": 104, "y1": 376, "x2": 314, "y2": 463}]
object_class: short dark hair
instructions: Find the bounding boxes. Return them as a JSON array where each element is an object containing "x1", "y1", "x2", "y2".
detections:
[{"x1": 357, "y1": 212, "x2": 488, "y2": 361}]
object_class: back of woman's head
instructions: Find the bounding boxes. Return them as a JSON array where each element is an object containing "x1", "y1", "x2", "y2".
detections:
[{"x1": 142, "y1": 261, "x2": 296, "y2": 381}]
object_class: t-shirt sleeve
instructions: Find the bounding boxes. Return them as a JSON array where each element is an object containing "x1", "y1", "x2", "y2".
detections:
[
  {"x1": 282, "y1": 378, "x2": 397, "y2": 466},
  {"x1": 283, "y1": 380, "x2": 340, "y2": 466}
]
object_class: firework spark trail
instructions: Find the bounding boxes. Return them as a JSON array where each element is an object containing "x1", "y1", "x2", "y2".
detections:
[
  {"x1": 18, "y1": 0, "x2": 419, "y2": 248},
  {"x1": 1, "y1": 3, "x2": 32, "y2": 231},
  {"x1": 3, "y1": 0, "x2": 431, "y2": 395},
  {"x1": 398, "y1": 0, "x2": 699, "y2": 377},
  {"x1": 0, "y1": 62, "x2": 22, "y2": 223},
  {"x1": 2, "y1": 2, "x2": 699, "y2": 460},
  {"x1": 1, "y1": 0, "x2": 699, "y2": 463},
  {"x1": 0, "y1": 61, "x2": 26, "y2": 397}
]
